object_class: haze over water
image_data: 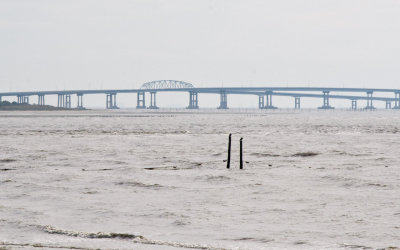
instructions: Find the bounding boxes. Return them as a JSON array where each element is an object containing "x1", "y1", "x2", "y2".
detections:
[{"x1": 1, "y1": 109, "x2": 399, "y2": 249}]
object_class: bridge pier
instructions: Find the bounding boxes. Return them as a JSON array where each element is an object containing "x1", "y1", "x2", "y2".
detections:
[
  {"x1": 136, "y1": 92, "x2": 146, "y2": 109},
  {"x1": 295, "y1": 97, "x2": 300, "y2": 109},
  {"x1": 148, "y1": 92, "x2": 159, "y2": 109},
  {"x1": 17, "y1": 95, "x2": 28, "y2": 104},
  {"x1": 38, "y1": 95, "x2": 45, "y2": 106},
  {"x1": 351, "y1": 100, "x2": 357, "y2": 110},
  {"x1": 77, "y1": 94, "x2": 84, "y2": 109},
  {"x1": 386, "y1": 101, "x2": 392, "y2": 109},
  {"x1": 65, "y1": 95, "x2": 71, "y2": 109},
  {"x1": 258, "y1": 95, "x2": 264, "y2": 109},
  {"x1": 263, "y1": 91, "x2": 277, "y2": 109},
  {"x1": 187, "y1": 91, "x2": 199, "y2": 109},
  {"x1": 318, "y1": 91, "x2": 334, "y2": 109},
  {"x1": 58, "y1": 94, "x2": 65, "y2": 108},
  {"x1": 365, "y1": 91, "x2": 375, "y2": 110},
  {"x1": 393, "y1": 91, "x2": 400, "y2": 109},
  {"x1": 218, "y1": 91, "x2": 228, "y2": 109},
  {"x1": 58, "y1": 94, "x2": 72, "y2": 108},
  {"x1": 106, "y1": 93, "x2": 118, "y2": 109}
]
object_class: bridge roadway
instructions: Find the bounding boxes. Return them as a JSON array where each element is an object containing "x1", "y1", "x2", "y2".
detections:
[{"x1": 1, "y1": 80, "x2": 400, "y2": 110}]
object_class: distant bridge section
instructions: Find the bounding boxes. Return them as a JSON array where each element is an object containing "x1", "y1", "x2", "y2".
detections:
[
  {"x1": 1, "y1": 80, "x2": 400, "y2": 110},
  {"x1": 140, "y1": 80, "x2": 194, "y2": 90}
]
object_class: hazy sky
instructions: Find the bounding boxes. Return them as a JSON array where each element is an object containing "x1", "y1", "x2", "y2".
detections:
[{"x1": 1, "y1": 0, "x2": 400, "y2": 107}]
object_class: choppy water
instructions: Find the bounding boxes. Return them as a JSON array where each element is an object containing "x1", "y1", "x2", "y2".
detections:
[{"x1": 1, "y1": 109, "x2": 400, "y2": 250}]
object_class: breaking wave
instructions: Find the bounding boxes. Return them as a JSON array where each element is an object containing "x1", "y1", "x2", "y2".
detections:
[{"x1": 40, "y1": 225, "x2": 225, "y2": 250}]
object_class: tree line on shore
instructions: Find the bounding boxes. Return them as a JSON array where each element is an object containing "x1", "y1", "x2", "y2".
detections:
[
  {"x1": 0, "y1": 100, "x2": 19, "y2": 106},
  {"x1": 0, "y1": 101, "x2": 67, "y2": 110}
]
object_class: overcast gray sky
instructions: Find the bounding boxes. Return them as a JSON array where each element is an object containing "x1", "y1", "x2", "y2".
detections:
[{"x1": 1, "y1": 0, "x2": 400, "y2": 107}]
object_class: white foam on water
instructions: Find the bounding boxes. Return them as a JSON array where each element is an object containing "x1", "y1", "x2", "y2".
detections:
[{"x1": 1, "y1": 110, "x2": 400, "y2": 249}]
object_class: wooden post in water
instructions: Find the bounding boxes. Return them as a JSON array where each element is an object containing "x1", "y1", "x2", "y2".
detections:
[
  {"x1": 227, "y1": 133, "x2": 232, "y2": 169},
  {"x1": 239, "y1": 137, "x2": 243, "y2": 169}
]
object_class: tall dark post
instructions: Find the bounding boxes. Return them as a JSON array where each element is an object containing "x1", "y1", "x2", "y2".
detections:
[
  {"x1": 239, "y1": 137, "x2": 243, "y2": 169},
  {"x1": 227, "y1": 133, "x2": 232, "y2": 169}
]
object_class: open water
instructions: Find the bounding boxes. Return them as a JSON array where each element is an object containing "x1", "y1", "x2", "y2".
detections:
[{"x1": 0, "y1": 110, "x2": 399, "y2": 250}]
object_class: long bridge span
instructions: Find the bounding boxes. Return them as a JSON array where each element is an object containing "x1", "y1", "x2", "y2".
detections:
[{"x1": 1, "y1": 80, "x2": 400, "y2": 110}]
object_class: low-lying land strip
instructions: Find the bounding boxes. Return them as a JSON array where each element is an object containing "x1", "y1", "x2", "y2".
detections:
[{"x1": 0, "y1": 101, "x2": 84, "y2": 111}]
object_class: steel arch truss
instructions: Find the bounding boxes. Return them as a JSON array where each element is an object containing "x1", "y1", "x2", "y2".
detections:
[{"x1": 140, "y1": 80, "x2": 194, "y2": 90}]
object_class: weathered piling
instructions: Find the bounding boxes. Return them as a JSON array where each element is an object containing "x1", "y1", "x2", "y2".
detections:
[
  {"x1": 227, "y1": 133, "x2": 232, "y2": 169},
  {"x1": 239, "y1": 137, "x2": 243, "y2": 169}
]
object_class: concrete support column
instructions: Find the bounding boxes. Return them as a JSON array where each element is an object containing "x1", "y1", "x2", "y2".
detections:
[
  {"x1": 65, "y1": 95, "x2": 71, "y2": 109},
  {"x1": 351, "y1": 100, "x2": 357, "y2": 110},
  {"x1": 318, "y1": 91, "x2": 334, "y2": 109},
  {"x1": 38, "y1": 95, "x2": 45, "y2": 106},
  {"x1": 365, "y1": 91, "x2": 375, "y2": 110},
  {"x1": 106, "y1": 94, "x2": 110, "y2": 109},
  {"x1": 77, "y1": 94, "x2": 84, "y2": 109},
  {"x1": 187, "y1": 91, "x2": 199, "y2": 109},
  {"x1": 324, "y1": 92, "x2": 329, "y2": 107},
  {"x1": 266, "y1": 92, "x2": 271, "y2": 107},
  {"x1": 148, "y1": 92, "x2": 159, "y2": 109},
  {"x1": 106, "y1": 93, "x2": 118, "y2": 109},
  {"x1": 393, "y1": 91, "x2": 400, "y2": 109},
  {"x1": 386, "y1": 101, "x2": 392, "y2": 109},
  {"x1": 58, "y1": 94, "x2": 65, "y2": 108},
  {"x1": 258, "y1": 95, "x2": 264, "y2": 109},
  {"x1": 295, "y1": 97, "x2": 300, "y2": 109},
  {"x1": 16, "y1": 96, "x2": 30, "y2": 105},
  {"x1": 264, "y1": 91, "x2": 277, "y2": 109},
  {"x1": 218, "y1": 91, "x2": 228, "y2": 109},
  {"x1": 136, "y1": 92, "x2": 146, "y2": 109}
]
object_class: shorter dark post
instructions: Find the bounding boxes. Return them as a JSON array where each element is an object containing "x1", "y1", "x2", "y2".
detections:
[
  {"x1": 227, "y1": 134, "x2": 232, "y2": 169},
  {"x1": 240, "y1": 137, "x2": 243, "y2": 169}
]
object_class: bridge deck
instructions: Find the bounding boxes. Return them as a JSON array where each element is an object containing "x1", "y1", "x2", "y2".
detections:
[
  {"x1": 1, "y1": 86, "x2": 399, "y2": 108},
  {"x1": 1, "y1": 86, "x2": 400, "y2": 96}
]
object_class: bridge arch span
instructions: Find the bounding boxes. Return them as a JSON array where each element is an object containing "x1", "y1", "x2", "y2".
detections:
[{"x1": 140, "y1": 80, "x2": 195, "y2": 90}]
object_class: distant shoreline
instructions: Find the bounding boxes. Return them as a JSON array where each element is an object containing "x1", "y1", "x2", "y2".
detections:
[{"x1": 0, "y1": 101, "x2": 86, "y2": 111}]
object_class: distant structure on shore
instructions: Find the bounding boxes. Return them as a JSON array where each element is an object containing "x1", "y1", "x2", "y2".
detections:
[{"x1": 1, "y1": 80, "x2": 400, "y2": 110}]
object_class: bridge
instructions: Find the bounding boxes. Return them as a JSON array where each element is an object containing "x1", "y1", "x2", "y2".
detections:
[{"x1": 1, "y1": 80, "x2": 400, "y2": 110}]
